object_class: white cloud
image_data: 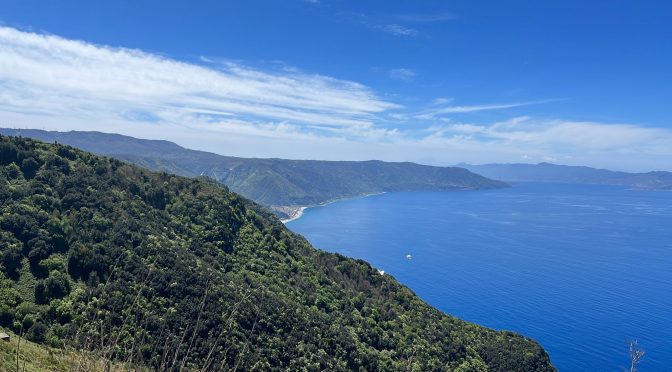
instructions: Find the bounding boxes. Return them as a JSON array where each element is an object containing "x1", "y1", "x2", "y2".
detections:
[
  {"x1": 388, "y1": 68, "x2": 416, "y2": 81},
  {"x1": 431, "y1": 97, "x2": 453, "y2": 106},
  {"x1": 0, "y1": 27, "x2": 671, "y2": 172},
  {"x1": 0, "y1": 26, "x2": 397, "y2": 131},
  {"x1": 417, "y1": 117, "x2": 672, "y2": 170},
  {"x1": 396, "y1": 13, "x2": 457, "y2": 23},
  {"x1": 376, "y1": 24, "x2": 419, "y2": 37},
  {"x1": 347, "y1": 13, "x2": 420, "y2": 37},
  {"x1": 355, "y1": 12, "x2": 455, "y2": 37},
  {"x1": 418, "y1": 99, "x2": 561, "y2": 117}
]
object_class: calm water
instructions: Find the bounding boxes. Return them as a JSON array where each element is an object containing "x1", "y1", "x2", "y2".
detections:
[{"x1": 287, "y1": 183, "x2": 672, "y2": 371}]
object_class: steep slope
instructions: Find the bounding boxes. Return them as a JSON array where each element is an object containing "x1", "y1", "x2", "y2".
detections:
[
  {"x1": 0, "y1": 136, "x2": 554, "y2": 371},
  {"x1": 0, "y1": 129, "x2": 507, "y2": 212},
  {"x1": 459, "y1": 162, "x2": 672, "y2": 190}
]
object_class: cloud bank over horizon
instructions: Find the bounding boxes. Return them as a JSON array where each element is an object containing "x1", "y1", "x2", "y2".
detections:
[{"x1": 1, "y1": 26, "x2": 670, "y2": 172}]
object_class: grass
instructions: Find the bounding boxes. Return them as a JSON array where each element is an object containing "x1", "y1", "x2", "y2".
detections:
[{"x1": 0, "y1": 329, "x2": 145, "y2": 372}]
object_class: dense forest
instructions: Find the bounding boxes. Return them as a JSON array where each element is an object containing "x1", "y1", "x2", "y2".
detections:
[
  {"x1": 0, "y1": 135, "x2": 554, "y2": 371},
  {"x1": 0, "y1": 129, "x2": 508, "y2": 214}
]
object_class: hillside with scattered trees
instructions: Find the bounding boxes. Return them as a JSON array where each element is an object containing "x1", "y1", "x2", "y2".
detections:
[{"x1": 0, "y1": 135, "x2": 554, "y2": 371}]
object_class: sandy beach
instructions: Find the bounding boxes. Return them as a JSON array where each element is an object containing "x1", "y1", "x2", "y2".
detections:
[
  {"x1": 279, "y1": 192, "x2": 387, "y2": 224},
  {"x1": 279, "y1": 206, "x2": 307, "y2": 223}
]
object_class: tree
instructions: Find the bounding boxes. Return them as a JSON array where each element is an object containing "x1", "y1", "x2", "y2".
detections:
[
  {"x1": 21, "y1": 157, "x2": 40, "y2": 178},
  {"x1": 35, "y1": 271, "x2": 71, "y2": 304},
  {"x1": 26, "y1": 322, "x2": 48, "y2": 343},
  {"x1": 1, "y1": 242, "x2": 23, "y2": 279},
  {"x1": 0, "y1": 272, "x2": 21, "y2": 326}
]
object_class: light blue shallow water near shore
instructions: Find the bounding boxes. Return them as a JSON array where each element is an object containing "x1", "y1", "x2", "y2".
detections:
[{"x1": 287, "y1": 183, "x2": 672, "y2": 371}]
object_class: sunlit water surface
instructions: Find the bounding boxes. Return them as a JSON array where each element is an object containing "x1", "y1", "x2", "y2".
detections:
[{"x1": 288, "y1": 183, "x2": 672, "y2": 371}]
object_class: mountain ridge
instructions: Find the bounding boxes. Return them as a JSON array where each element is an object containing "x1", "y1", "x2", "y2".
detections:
[
  {"x1": 0, "y1": 128, "x2": 508, "y2": 218},
  {"x1": 458, "y1": 162, "x2": 672, "y2": 190}
]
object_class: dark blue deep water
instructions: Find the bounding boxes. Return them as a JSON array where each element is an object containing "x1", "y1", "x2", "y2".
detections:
[{"x1": 287, "y1": 183, "x2": 672, "y2": 371}]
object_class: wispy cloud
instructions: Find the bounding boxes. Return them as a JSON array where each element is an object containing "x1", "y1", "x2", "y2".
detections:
[
  {"x1": 402, "y1": 117, "x2": 672, "y2": 170},
  {"x1": 351, "y1": 11, "x2": 455, "y2": 36},
  {"x1": 431, "y1": 97, "x2": 453, "y2": 106},
  {"x1": 423, "y1": 116, "x2": 672, "y2": 156},
  {"x1": 388, "y1": 68, "x2": 416, "y2": 81},
  {"x1": 417, "y1": 99, "x2": 562, "y2": 119},
  {"x1": 0, "y1": 26, "x2": 397, "y2": 131},
  {"x1": 348, "y1": 14, "x2": 420, "y2": 37},
  {"x1": 374, "y1": 23, "x2": 419, "y2": 37},
  {"x1": 396, "y1": 13, "x2": 457, "y2": 23},
  {"x1": 0, "y1": 27, "x2": 670, "y2": 171}
]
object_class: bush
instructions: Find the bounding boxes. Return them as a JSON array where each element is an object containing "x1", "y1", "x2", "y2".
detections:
[
  {"x1": 35, "y1": 271, "x2": 71, "y2": 304},
  {"x1": 1, "y1": 245, "x2": 23, "y2": 278},
  {"x1": 26, "y1": 322, "x2": 48, "y2": 343},
  {"x1": 21, "y1": 157, "x2": 40, "y2": 178}
]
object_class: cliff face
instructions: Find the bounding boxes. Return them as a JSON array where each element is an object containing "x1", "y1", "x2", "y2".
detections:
[{"x1": 0, "y1": 136, "x2": 554, "y2": 371}]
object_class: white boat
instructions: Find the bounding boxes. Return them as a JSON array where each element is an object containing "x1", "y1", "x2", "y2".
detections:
[{"x1": 406, "y1": 254, "x2": 412, "y2": 260}]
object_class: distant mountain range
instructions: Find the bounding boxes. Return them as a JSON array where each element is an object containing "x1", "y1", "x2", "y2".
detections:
[
  {"x1": 0, "y1": 128, "x2": 506, "y2": 217},
  {"x1": 458, "y1": 162, "x2": 672, "y2": 190}
]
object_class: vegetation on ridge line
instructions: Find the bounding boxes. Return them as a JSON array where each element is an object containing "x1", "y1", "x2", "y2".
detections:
[
  {"x1": 0, "y1": 135, "x2": 554, "y2": 371},
  {"x1": 0, "y1": 129, "x2": 509, "y2": 215}
]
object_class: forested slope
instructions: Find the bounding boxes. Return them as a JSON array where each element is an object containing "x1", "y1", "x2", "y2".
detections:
[
  {"x1": 0, "y1": 129, "x2": 507, "y2": 210},
  {"x1": 0, "y1": 136, "x2": 553, "y2": 371}
]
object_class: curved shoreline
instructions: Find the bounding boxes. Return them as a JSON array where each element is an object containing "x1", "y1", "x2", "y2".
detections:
[
  {"x1": 280, "y1": 192, "x2": 387, "y2": 224},
  {"x1": 280, "y1": 206, "x2": 307, "y2": 223}
]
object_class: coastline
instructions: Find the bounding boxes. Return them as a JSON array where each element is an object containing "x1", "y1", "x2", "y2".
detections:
[
  {"x1": 279, "y1": 206, "x2": 307, "y2": 223},
  {"x1": 279, "y1": 191, "x2": 387, "y2": 224}
]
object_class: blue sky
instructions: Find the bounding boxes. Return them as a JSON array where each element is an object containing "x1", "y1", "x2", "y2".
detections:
[{"x1": 0, "y1": 0, "x2": 671, "y2": 170}]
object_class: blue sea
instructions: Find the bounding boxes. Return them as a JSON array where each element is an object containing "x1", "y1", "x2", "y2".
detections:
[{"x1": 287, "y1": 183, "x2": 672, "y2": 371}]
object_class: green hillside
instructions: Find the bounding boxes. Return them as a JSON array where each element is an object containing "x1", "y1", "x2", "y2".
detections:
[
  {"x1": 0, "y1": 135, "x2": 553, "y2": 371},
  {"x1": 0, "y1": 129, "x2": 507, "y2": 214}
]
